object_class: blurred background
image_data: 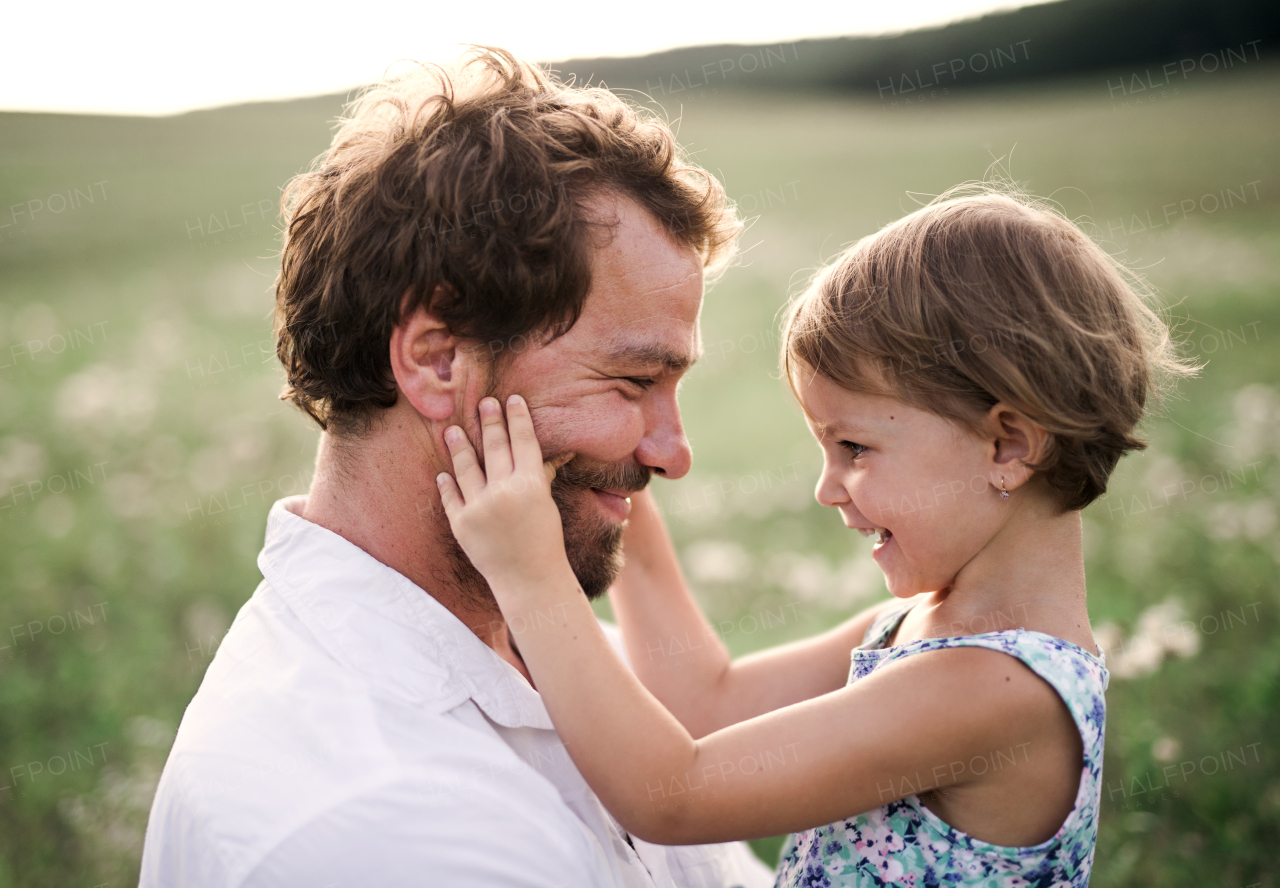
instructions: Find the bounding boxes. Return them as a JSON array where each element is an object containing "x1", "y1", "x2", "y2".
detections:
[{"x1": 1, "y1": 0, "x2": 1278, "y2": 884}]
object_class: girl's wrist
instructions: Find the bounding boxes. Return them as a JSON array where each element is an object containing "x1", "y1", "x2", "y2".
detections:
[{"x1": 488, "y1": 562, "x2": 582, "y2": 613}]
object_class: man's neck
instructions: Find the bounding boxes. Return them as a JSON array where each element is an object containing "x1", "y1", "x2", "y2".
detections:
[{"x1": 300, "y1": 416, "x2": 534, "y2": 683}]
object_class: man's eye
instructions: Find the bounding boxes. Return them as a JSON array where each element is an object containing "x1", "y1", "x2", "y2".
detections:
[
  {"x1": 623, "y1": 377, "x2": 657, "y2": 389},
  {"x1": 839, "y1": 441, "x2": 868, "y2": 458}
]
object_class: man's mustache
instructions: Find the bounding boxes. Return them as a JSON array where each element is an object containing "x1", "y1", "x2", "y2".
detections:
[{"x1": 553, "y1": 457, "x2": 652, "y2": 494}]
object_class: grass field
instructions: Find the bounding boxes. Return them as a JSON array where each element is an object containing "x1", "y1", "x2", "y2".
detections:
[{"x1": 1, "y1": 62, "x2": 1278, "y2": 886}]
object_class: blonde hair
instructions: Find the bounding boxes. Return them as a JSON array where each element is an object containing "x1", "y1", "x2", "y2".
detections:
[{"x1": 782, "y1": 184, "x2": 1198, "y2": 511}]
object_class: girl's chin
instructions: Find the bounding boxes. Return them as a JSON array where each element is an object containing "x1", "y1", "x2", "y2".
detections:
[
  {"x1": 882, "y1": 573, "x2": 926, "y2": 599},
  {"x1": 885, "y1": 572, "x2": 953, "y2": 600},
  {"x1": 877, "y1": 545, "x2": 949, "y2": 599}
]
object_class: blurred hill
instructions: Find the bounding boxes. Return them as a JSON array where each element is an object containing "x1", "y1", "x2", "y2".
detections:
[{"x1": 553, "y1": 0, "x2": 1279, "y2": 96}]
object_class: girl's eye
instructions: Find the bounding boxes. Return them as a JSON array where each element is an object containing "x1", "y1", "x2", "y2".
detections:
[{"x1": 838, "y1": 440, "x2": 868, "y2": 458}]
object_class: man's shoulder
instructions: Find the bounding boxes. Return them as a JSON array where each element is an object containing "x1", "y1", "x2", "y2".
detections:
[
  {"x1": 156, "y1": 578, "x2": 556, "y2": 803},
  {"x1": 144, "y1": 581, "x2": 594, "y2": 885},
  {"x1": 143, "y1": 732, "x2": 605, "y2": 888},
  {"x1": 232, "y1": 771, "x2": 607, "y2": 887}
]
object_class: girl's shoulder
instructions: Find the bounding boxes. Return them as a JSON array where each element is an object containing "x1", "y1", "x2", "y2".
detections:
[
  {"x1": 896, "y1": 629, "x2": 1110, "y2": 711},
  {"x1": 851, "y1": 600, "x2": 1108, "y2": 758},
  {"x1": 862, "y1": 600, "x2": 1107, "y2": 689},
  {"x1": 856, "y1": 619, "x2": 1109, "y2": 751}
]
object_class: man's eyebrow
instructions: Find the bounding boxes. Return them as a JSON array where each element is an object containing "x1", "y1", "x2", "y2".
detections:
[{"x1": 608, "y1": 343, "x2": 701, "y2": 373}]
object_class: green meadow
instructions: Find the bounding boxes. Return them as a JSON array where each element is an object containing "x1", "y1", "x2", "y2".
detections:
[{"x1": 1, "y1": 62, "x2": 1277, "y2": 885}]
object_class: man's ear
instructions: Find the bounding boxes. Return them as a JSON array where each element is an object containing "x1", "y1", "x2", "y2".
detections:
[
  {"x1": 389, "y1": 296, "x2": 465, "y2": 422},
  {"x1": 983, "y1": 402, "x2": 1049, "y2": 492}
]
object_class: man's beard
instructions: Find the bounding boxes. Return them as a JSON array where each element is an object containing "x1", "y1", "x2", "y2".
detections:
[{"x1": 438, "y1": 457, "x2": 652, "y2": 607}]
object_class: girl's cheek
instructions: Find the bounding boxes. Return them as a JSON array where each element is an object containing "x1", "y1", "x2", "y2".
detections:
[
  {"x1": 847, "y1": 480, "x2": 875, "y2": 520},
  {"x1": 859, "y1": 476, "x2": 894, "y2": 525}
]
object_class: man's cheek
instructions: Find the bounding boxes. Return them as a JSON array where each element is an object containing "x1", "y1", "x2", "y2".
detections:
[
  {"x1": 511, "y1": 396, "x2": 563, "y2": 443},
  {"x1": 524, "y1": 403, "x2": 576, "y2": 455},
  {"x1": 529, "y1": 398, "x2": 644, "y2": 460}
]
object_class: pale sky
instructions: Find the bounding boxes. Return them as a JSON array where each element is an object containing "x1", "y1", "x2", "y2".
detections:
[{"x1": 5, "y1": 0, "x2": 1052, "y2": 116}]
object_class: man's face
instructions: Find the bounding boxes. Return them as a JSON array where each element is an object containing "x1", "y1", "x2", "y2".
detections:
[{"x1": 486, "y1": 193, "x2": 704, "y2": 597}]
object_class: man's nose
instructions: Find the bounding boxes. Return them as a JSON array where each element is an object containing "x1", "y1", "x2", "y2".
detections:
[{"x1": 635, "y1": 394, "x2": 693, "y2": 480}]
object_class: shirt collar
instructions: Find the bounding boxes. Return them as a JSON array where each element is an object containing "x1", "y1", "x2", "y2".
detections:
[{"x1": 257, "y1": 496, "x2": 555, "y2": 730}]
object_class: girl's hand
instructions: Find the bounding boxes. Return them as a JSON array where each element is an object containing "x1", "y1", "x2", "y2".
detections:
[{"x1": 436, "y1": 395, "x2": 577, "y2": 598}]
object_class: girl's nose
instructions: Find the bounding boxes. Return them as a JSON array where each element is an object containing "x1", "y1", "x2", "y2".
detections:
[{"x1": 814, "y1": 464, "x2": 851, "y2": 509}]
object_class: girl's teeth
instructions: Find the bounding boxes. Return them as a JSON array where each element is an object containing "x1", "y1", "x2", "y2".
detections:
[{"x1": 876, "y1": 529, "x2": 891, "y2": 544}]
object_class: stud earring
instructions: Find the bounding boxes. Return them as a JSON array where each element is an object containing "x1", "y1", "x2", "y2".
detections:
[{"x1": 1000, "y1": 476, "x2": 1009, "y2": 500}]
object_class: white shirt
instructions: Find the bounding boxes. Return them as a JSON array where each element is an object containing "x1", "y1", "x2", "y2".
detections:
[{"x1": 140, "y1": 496, "x2": 774, "y2": 888}]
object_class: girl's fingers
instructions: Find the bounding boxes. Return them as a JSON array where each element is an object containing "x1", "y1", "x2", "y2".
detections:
[
  {"x1": 436, "y1": 472, "x2": 464, "y2": 514},
  {"x1": 478, "y1": 397, "x2": 514, "y2": 478},
  {"x1": 544, "y1": 450, "x2": 575, "y2": 483},
  {"x1": 444, "y1": 426, "x2": 486, "y2": 499},
  {"x1": 505, "y1": 395, "x2": 545, "y2": 472}
]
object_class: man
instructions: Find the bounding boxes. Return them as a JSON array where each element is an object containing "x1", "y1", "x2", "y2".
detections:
[{"x1": 139, "y1": 47, "x2": 773, "y2": 887}]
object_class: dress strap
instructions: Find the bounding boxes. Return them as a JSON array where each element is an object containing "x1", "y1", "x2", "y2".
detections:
[{"x1": 858, "y1": 600, "x2": 917, "y2": 650}]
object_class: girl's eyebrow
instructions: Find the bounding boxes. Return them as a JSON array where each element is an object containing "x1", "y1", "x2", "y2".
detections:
[{"x1": 813, "y1": 418, "x2": 875, "y2": 438}]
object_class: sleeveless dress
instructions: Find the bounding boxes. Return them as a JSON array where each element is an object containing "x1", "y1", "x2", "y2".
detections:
[{"x1": 774, "y1": 601, "x2": 1109, "y2": 888}]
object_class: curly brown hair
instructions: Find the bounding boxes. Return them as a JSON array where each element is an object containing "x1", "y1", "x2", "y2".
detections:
[{"x1": 275, "y1": 46, "x2": 741, "y2": 435}]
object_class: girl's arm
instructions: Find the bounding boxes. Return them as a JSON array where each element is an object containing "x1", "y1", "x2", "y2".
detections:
[
  {"x1": 437, "y1": 398, "x2": 1051, "y2": 845},
  {"x1": 611, "y1": 489, "x2": 900, "y2": 737}
]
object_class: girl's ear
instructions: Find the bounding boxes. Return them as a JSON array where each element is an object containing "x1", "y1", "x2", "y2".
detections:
[
  {"x1": 983, "y1": 403, "x2": 1048, "y2": 492},
  {"x1": 389, "y1": 294, "x2": 467, "y2": 422}
]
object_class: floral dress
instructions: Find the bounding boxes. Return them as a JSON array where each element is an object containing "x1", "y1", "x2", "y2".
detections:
[{"x1": 774, "y1": 601, "x2": 1109, "y2": 888}]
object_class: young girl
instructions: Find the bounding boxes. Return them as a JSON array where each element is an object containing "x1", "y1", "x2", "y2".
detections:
[{"x1": 436, "y1": 188, "x2": 1194, "y2": 886}]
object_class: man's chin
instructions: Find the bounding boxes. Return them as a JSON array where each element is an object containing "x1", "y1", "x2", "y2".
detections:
[{"x1": 555, "y1": 486, "x2": 626, "y2": 600}]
